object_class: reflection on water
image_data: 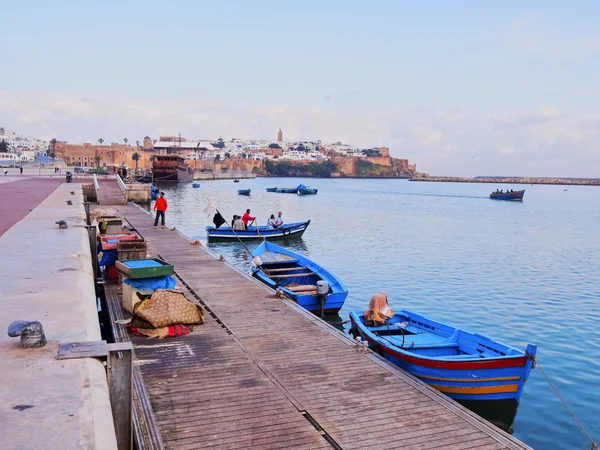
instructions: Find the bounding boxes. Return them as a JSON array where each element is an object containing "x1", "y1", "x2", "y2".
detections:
[{"x1": 139, "y1": 177, "x2": 600, "y2": 450}]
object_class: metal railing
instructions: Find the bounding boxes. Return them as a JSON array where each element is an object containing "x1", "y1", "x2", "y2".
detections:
[{"x1": 93, "y1": 174, "x2": 100, "y2": 200}]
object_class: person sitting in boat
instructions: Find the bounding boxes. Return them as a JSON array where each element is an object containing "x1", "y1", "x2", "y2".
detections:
[
  {"x1": 364, "y1": 293, "x2": 395, "y2": 327},
  {"x1": 232, "y1": 216, "x2": 245, "y2": 231},
  {"x1": 241, "y1": 209, "x2": 256, "y2": 230},
  {"x1": 231, "y1": 215, "x2": 238, "y2": 228},
  {"x1": 275, "y1": 211, "x2": 285, "y2": 228},
  {"x1": 267, "y1": 214, "x2": 277, "y2": 229}
]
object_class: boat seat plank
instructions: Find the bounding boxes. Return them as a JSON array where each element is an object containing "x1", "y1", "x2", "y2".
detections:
[
  {"x1": 385, "y1": 334, "x2": 459, "y2": 349},
  {"x1": 264, "y1": 267, "x2": 308, "y2": 273},
  {"x1": 285, "y1": 285, "x2": 318, "y2": 293},
  {"x1": 269, "y1": 272, "x2": 315, "y2": 278}
]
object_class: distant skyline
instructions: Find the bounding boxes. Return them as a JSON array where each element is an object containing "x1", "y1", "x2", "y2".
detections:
[{"x1": 1, "y1": 1, "x2": 600, "y2": 177}]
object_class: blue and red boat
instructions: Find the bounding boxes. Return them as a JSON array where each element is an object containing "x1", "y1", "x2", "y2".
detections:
[
  {"x1": 490, "y1": 189, "x2": 525, "y2": 201},
  {"x1": 349, "y1": 310, "x2": 536, "y2": 407}
]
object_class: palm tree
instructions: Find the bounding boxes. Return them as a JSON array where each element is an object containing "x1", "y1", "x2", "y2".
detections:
[
  {"x1": 132, "y1": 152, "x2": 141, "y2": 173},
  {"x1": 94, "y1": 154, "x2": 103, "y2": 169},
  {"x1": 98, "y1": 138, "x2": 104, "y2": 146},
  {"x1": 136, "y1": 140, "x2": 140, "y2": 148},
  {"x1": 123, "y1": 138, "x2": 128, "y2": 145}
]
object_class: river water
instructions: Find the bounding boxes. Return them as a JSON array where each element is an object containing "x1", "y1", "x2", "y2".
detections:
[{"x1": 151, "y1": 177, "x2": 600, "y2": 449}]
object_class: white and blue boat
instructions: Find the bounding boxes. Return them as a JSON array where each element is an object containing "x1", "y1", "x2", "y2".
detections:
[
  {"x1": 297, "y1": 184, "x2": 318, "y2": 195},
  {"x1": 251, "y1": 241, "x2": 348, "y2": 314},
  {"x1": 349, "y1": 310, "x2": 537, "y2": 405},
  {"x1": 206, "y1": 220, "x2": 310, "y2": 240}
]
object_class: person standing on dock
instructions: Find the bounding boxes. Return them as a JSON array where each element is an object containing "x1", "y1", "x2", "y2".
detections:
[
  {"x1": 241, "y1": 209, "x2": 255, "y2": 230},
  {"x1": 154, "y1": 192, "x2": 168, "y2": 229}
]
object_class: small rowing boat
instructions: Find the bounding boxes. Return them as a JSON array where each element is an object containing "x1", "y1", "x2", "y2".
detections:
[
  {"x1": 266, "y1": 187, "x2": 277, "y2": 192},
  {"x1": 490, "y1": 190, "x2": 525, "y2": 201},
  {"x1": 349, "y1": 308, "x2": 536, "y2": 405},
  {"x1": 275, "y1": 187, "x2": 298, "y2": 193},
  {"x1": 298, "y1": 184, "x2": 318, "y2": 195},
  {"x1": 238, "y1": 189, "x2": 251, "y2": 196},
  {"x1": 206, "y1": 220, "x2": 311, "y2": 240},
  {"x1": 192, "y1": 183, "x2": 200, "y2": 188},
  {"x1": 251, "y1": 241, "x2": 348, "y2": 314}
]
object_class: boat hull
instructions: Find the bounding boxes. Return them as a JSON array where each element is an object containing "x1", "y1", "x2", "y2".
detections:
[
  {"x1": 298, "y1": 188, "x2": 318, "y2": 195},
  {"x1": 238, "y1": 189, "x2": 251, "y2": 196},
  {"x1": 275, "y1": 188, "x2": 298, "y2": 193},
  {"x1": 490, "y1": 190, "x2": 525, "y2": 201},
  {"x1": 349, "y1": 312, "x2": 536, "y2": 404},
  {"x1": 266, "y1": 187, "x2": 277, "y2": 192},
  {"x1": 206, "y1": 220, "x2": 310, "y2": 240},
  {"x1": 251, "y1": 241, "x2": 348, "y2": 313}
]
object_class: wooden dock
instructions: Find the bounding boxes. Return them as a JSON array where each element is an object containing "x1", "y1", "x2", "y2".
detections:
[
  {"x1": 107, "y1": 204, "x2": 532, "y2": 450},
  {"x1": 97, "y1": 179, "x2": 126, "y2": 205}
]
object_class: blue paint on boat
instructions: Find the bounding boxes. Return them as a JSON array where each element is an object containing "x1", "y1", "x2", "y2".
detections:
[
  {"x1": 206, "y1": 220, "x2": 310, "y2": 240},
  {"x1": 251, "y1": 241, "x2": 348, "y2": 313},
  {"x1": 266, "y1": 187, "x2": 277, "y2": 192},
  {"x1": 238, "y1": 189, "x2": 251, "y2": 196},
  {"x1": 298, "y1": 184, "x2": 318, "y2": 195},
  {"x1": 275, "y1": 187, "x2": 299, "y2": 193},
  {"x1": 192, "y1": 183, "x2": 200, "y2": 188},
  {"x1": 349, "y1": 310, "x2": 536, "y2": 403},
  {"x1": 490, "y1": 190, "x2": 525, "y2": 201}
]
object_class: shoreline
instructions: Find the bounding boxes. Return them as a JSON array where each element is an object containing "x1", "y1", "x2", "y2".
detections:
[{"x1": 409, "y1": 176, "x2": 600, "y2": 186}]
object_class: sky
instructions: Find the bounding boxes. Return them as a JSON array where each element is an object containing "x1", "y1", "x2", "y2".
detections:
[{"x1": 1, "y1": 0, "x2": 600, "y2": 177}]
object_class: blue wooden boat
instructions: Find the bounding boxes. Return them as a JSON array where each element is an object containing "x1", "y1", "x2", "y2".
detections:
[
  {"x1": 297, "y1": 184, "x2": 318, "y2": 195},
  {"x1": 192, "y1": 183, "x2": 200, "y2": 188},
  {"x1": 349, "y1": 310, "x2": 536, "y2": 404},
  {"x1": 275, "y1": 187, "x2": 298, "y2": 194},
  {"x1": 233, "y1": 179, "x2": 240, "y2": 183},
  {"x1": 238, "y1": 189, "x2": 251, "y2": 196},
  {"x1": 251, "y1": 241, "x2": 348, "y2": 313},
  {"x1": 206, "y1": 220, "x2": 310, "y2": 240},
  {"x1": 150, "y1": 185, "x2": 159, "y2": 200},
  {"x1": 266, "y1": 187, "x2": 277, "y2": 192},
  {"x1": 490, "y1": 190, "x2": 524, "y2": 201}
]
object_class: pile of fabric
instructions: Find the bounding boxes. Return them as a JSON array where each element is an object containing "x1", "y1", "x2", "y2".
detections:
[
  {"x1": 364, "y1": 293, "x2": 394, "y2": 326},
  {"x1": 128, "y1": 289, "x2": 204, "y2": 338},
  {"x1": 90, "y1": 208, "x2": 117, "y2": 221}
]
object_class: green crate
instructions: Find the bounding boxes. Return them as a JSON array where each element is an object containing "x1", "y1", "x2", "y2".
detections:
[{"x1": 115, "y1": 258, "x2": 174, "y2": 279}]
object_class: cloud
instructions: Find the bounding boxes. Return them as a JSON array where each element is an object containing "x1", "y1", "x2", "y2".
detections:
[{"x1": 1, "y1": 90, "x2": 599, "y2": 177}]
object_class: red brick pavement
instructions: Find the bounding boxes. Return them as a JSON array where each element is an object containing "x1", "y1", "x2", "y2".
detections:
[{"x1": 0, "y1": 179, "x2": 63, "y2": 237}]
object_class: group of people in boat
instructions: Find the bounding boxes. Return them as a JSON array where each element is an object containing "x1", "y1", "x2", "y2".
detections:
[
  {"x1": 494, "y1": 189, "x2": 516, "y2": 194},
  {"x1": 230, "y1": 209, "x2": 285, "y2": 231}
]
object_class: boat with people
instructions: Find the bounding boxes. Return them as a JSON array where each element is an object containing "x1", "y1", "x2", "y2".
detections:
[
  {"x1": 238, "y1": 189, "x2": 251, "y2": 196},
  {"x1": 349, "y1": 299, "x2": 537, "y2": 409},
  {"x1": 490, "y1": 189, "x2": 525, "y2": 201},
  {"x1": 206, "y1": 220, "x2": 311, "y2": 240},
  {"x1": 266, "y1": 187, "x2": 278, "y2": 192},
  {"x1": 251, "y1": 241, "x2": 348, "y2": 314},
  {"x1": 297, "y1": 184, "x2": 318, "y2": 195}
]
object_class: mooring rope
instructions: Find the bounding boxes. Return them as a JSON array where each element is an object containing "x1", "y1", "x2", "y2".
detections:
[{"x1": 534, "y1": 356, "x2": 598, "y2": 449}]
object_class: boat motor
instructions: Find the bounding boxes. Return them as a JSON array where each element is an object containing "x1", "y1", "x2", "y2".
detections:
[
  {"x1": 316, "y1": 280, "x2": 330, "y2": 318},
  {"x1": 65, "y1": 171, "x2": 73, "y2": 183}
]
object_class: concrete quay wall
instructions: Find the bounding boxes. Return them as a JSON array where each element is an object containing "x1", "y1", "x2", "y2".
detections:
[{"x1": 0, "y1": 183, "x2": 117, "y2": 449}]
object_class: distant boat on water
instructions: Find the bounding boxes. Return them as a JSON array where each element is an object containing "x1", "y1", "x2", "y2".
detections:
[
  {"x1": 276, "y1": 187, "x2": 299, "y2": 193},
  {"x1": 298, "y1": 184, "x2": 318, "y2": 195},
  {"x1": 233, "y1": 179, "x2": 240, "y2": 183},
  {"x1": 238, "y1": 189, "x2": 251, "y2": 196},
  {"x1": 266, "y1": 187, "x2": 278, "y2": 192},
  {"x1": 490, "y1": 190, "x2": 524, "y2": 201},
  {"x1": 192, "y1": 183, "x2": 200, "y2": 188}
]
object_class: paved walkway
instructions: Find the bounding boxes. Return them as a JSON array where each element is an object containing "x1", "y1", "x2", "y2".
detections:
[
  {"x1": 0, "y1": 183, "x2": 117, "y2": 449},
  {"x1": 0, "y1": 178, "x2": 62, "y2": 237}
]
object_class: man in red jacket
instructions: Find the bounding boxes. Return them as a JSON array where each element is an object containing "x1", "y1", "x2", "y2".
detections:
[
  {"x1": 154, "y1": 192, "x2": 168, "y2": 229},
  {"x1": 241, "y1": 209, "x2": 255, "y2": 230}
]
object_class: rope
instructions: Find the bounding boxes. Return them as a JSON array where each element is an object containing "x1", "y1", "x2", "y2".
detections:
[
  {"x1": 326, "y1": 320, "x2": 349, "y2": 325},
  {"x1": 534, "y1": 356, "x2": 598, "y2": 449}
]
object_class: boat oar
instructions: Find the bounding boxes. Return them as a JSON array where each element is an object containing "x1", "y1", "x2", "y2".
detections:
[{"x1": 216, "y1": 207, "x2": 253, "y2": 257}]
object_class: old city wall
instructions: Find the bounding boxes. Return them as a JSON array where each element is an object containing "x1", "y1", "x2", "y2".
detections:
[{"x1": 54, "y1": 143, "x2": 154, "y2": 169}]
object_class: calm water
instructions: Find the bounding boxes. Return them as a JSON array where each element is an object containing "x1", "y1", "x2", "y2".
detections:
[{"x1": 152, "y1": 177, "x2": 600, "y2": 449}]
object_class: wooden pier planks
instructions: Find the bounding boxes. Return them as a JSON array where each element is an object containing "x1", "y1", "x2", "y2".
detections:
[{"x1": 114, "y1": 204, "x2": 531, "y2": 450}]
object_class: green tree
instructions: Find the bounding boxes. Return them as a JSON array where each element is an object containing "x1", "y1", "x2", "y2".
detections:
[
  {"x1": 132, "y1": 152, "x2": 141, "y2": 172},
  {"x1": 268, "y1": 143, "x2": 281, "y2": 149},
  {"x1": 98, "y1": 138, "x2": 104, "y2": 145},
  {"x1": 224, "y1": 152, "x2": 231, "y2": 159},
  {"x1": 123, "y1": 138, "x2": 128, "y2": 145},
  {"x1": 0, "y1": 139, "x2": 8, "y2": 152},
  {"x1": 136, "y1": 140, "x2": 140, "y2": 147},
  {"x1": 94, "y1": 154, "x2": 103, "y2": 169}
]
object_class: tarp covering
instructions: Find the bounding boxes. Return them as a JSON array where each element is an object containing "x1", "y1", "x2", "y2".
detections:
[
  {"x1": 99, "y1": 250, "x2": 118, "y2": 267},
  {"x1": 123, "y1": 276, "x2": 176, "y2": 291},
  {"x1": 364, "y1": 293, "x2": 395, "y2": 326}
]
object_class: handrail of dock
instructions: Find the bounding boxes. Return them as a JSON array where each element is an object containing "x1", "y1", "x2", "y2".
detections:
[
  {"x1": 93, "y1": 173, "x2": 100, "y2": 200},
  {"x1": 116, "y1": 173, "x2": 127, "y2": 198}
]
